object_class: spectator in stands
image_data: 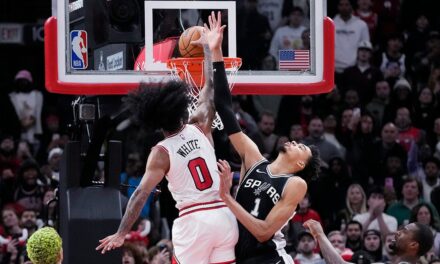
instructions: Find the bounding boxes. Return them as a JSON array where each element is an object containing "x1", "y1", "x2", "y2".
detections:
[
  {"x1": 413, "y1": 88, "x2": 438, "y2": 132},
  {"x1": 147, "y1": 245, "x2": 171, "y2": 264},
  {"x1": 317, "y1": 88, "x2": 344, "y2": 119},
  {"x1": 366, "y1": 80, "x2": 391, "y2": 128},
  {"x1": 345, "y1": 220, "x2": 363, "y2": 252},
  {"x1": 333, "y1": 0, "x2": 370, "y2": 75},
  {"x1": 315, "y1": 157, "x2": 351, "y2": 228},
  {"x1": 20, "y1": 209, "x2": 38, "y2": 237},
  {"x1": 428, "y1": 117, "x2": 440, "y2": 154},
  {"x1": 395, "y1": 107, "x2": 426, "y2": 152},
  {"x1": 413, "y1": 32, "x2": 440, "y2": 87},
  {"x1": 1, "y1": 207, "x2": 26, "y2": 263},
  {"x1": 372, "y1": 123, "x2": 407, "y2": 184},
  {"x1": 346, "y1": 113, "x2": 378, "y2": 186},
  {"x1": 409, "y1": 202, "x2": 440, "y2": 255},
  {"x1": 294, "y1": 230, "x2": 324, "y2": 264},
  {"x1": 232, "y1": 97, "x2": 259, "y2": 136},
  {"x1": 406, "y1": 14, "x2": 431, "y2": 64},
  {"x1": 252, "y1": 94, "x2": 282, "y2": 124},
  {"x1": 0, "y1": 135, "x2": 20, "y2": 175},
  {"x1": 253, "y1": 111, "x2": 279, "y2": 158},
  {"x1": 303, "y1": 116, "x2": 342, "y2": 165},
  {"x1": 354, "y1": 0, "x2": 378, "y2": 44},
  {"x1": 39, "y1": 147, "x2": 62, "y2": 188},
  {"x1": 377, "y1": 34, "x2": 407, "y2": 79},
  {"x1": 387, "y1": 177, "x2": 437, "y2": 226},
  {"x1": 122, "y1": 242, "x2": 144, "y2": 264},
  {"x1": 336, "y1": 108, "x2": 357, "y2": 149},
  {"x1": 15, "y1": 140, "x2": 33, "y2": 162},
  {"x1": 269, "y1": 6, "x2": 306, "y2": 63},
  {"x1": 292, "y1": 193, "x2": 322, "y2": 226},
  {"x1": 353, "y1": 186, "x2": 398, "y2": 233},
  {"x1": 382, "y1": 232, "x2": 397, "y2": 263},
  {"x1": 383, "y1": 78, "x2": 413, "y2": 122},
  {"x1": 41, "y1": 188, "x2": 56, "y2": 227},
  {"x1": 36, "y1": 113, "x2": 62, "y2": 163},
  {"x1": 381, "y1": 153, "x2": 407, "y2": 195},
  {"x1": 289, "y1": 124, "x2": 305, "y2": 142},
  {"x1": 13, "y1": 160, "x2": 44, "y2": 212},
  {"x1": 421, "y1": 158, "x2": 440, "y2": 203},
  {"x1": 342, "y1": 41, "x2": 383, "y2": 105},
  {"x1": 8, "y1": 70, "x2": 43, "y2": 152},
  {"x1": 323, "y1": 114, "x2": 346, "y2": 157},
  {"x1": 337, "y1": 184, "x2": 368, "y2": 227},
  {"x1": 327, "y1": 230, "x2": 353, "y2": 260},
  {"x1": 362, "y1": 229, "x2": 383, "y2": 262},
  {"x1": 343, "y1": 90, "x2": 362, "y2": 110}
]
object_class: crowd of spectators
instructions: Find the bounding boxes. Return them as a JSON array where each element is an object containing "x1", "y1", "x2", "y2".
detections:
[{"x1": 2, "y1": 0, "x2": 440, "y2": 263}]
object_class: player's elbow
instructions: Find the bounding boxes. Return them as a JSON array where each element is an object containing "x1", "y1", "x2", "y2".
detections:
[
  {"x1": 255, "y1": 232, "x2": 272, "y2": 243},
  {"x1": 255, "y1": 225, "x2": 273, "y2": 242}
]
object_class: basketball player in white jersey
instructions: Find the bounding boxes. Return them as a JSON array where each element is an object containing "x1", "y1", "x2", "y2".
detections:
[
  {"x1": 96, "y1": 13, "x2": 238, "y2": 264},
  {"x1": 210, "y1": 11, "x2": 320, "y2": 263}
]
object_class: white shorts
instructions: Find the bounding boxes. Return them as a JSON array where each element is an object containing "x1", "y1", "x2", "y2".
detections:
[{"x1": 172, "y1": 203, "x2": 238, "y2": 264}]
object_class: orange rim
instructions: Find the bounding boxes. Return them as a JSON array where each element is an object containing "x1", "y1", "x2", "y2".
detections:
[{"x1": 166, "y1": 57, "x2": 242, "y2": 87}]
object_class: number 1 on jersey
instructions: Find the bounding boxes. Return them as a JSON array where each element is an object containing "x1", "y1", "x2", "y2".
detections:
[
  {"x1": 250, "y1": 198, "x2": 261, "y2": 217},
  {"x1": 188, "y1": 157, "x2": 213, "y2": 191}
]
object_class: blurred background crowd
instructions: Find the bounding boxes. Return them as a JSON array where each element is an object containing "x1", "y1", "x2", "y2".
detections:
[{"x1": 2, "y1": 0, "x2": 440, "y2": 263}]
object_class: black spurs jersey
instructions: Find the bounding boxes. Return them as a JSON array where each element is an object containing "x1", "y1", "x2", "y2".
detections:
[{"x1": 235, "y1": 159, "x2": 294, "y2": 262}]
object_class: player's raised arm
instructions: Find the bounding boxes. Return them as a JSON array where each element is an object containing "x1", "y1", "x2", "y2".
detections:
[
  {"x1": 96, "y1": 147, "x2": 168, "y2": 254},
  {"x1": 188, "y1": 27, "x2": 215, "y2": 137},
  {"x1": 209, "y1": 11, "x2": 263, "y2": 171},
  {"x1": 304, "y1": 220, "x2": 352, "y2": 264}
]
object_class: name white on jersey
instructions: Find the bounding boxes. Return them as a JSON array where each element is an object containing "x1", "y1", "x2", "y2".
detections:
[{"x1": 157, "y1": 125, "x2": 220, "y2": 210}]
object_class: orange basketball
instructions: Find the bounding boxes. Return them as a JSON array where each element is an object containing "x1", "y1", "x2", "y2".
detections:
[{"x1": 178, "y1": 26, "x2": 204, "y2": 58}]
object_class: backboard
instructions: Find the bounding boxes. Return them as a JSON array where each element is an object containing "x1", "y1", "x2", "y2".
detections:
[{"x1": 45, "y1": 0, "x2": 334, "y2": 95}]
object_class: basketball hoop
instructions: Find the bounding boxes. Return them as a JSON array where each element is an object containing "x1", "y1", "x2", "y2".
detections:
[{"x1": 167, "y1": 57, "x2": 242, "y2": 130}]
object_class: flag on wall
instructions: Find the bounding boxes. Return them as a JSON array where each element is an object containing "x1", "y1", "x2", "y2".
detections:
[{"x1": 278, "y1": 50, "x2": 310, "y2": 71}]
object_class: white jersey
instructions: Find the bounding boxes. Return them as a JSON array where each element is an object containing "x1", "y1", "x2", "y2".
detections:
[{"x1": 157, "y1": 124, "x2": 220, "y2": 210}]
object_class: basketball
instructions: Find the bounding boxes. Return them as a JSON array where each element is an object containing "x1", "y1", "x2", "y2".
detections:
[{"x1": 178, "y1": 26, "x2": 204, "y2": 58}]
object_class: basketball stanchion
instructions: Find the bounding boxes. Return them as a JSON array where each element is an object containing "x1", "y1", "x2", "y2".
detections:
[{"x1": 167, "y1": 57, "x2": 241, "y2": 130}]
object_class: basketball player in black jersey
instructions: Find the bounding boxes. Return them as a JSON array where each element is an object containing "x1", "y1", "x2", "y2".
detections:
[
  {"x1": 304, "y1": 219, "x2": 433, "y2": 264},
  {"x1": 209, "y1": 11, "x2": 321, "y2": 263}
]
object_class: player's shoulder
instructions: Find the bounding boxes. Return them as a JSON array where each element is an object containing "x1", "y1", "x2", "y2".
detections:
[
  {"x1": 283, "y1": 176, "x2": 307, "y2": 198},
  {"x1": 286, "y1": 176, "x2": 307, "y2": 189}
]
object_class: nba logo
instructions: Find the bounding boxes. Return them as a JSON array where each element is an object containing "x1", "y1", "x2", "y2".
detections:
[{"x1": 70, "y1": 30, "x2": 88, "y2": 69}]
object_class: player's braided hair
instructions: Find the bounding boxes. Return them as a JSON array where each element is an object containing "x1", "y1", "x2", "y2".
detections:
[
  {"x1": 296, "y1": 145, "x2": 320, "y2": 183},
  {"x1": 125, "y1": 80, "x2": 191, "y2": 132}
]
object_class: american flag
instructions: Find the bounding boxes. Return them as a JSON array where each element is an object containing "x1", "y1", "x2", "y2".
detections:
[{"x1": 278, "y1": 50, "x2": 310, "y2": 71}]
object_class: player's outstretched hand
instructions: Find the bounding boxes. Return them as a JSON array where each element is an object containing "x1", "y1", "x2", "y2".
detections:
[
  {"x1": 96, "y1": 232, "x2": 125, "y2": 254},
  {"x1": 189, "y1": 11, "x2": 225, "y2": 51},
  {"x1": 217, "y1": 159, "x2": 232, "y2": 200},
  {"x1": 303, "y1": 219, "x2": 325, "y2": 239},
  {"x1": 204, "y1": 11, "x2": 226, "y2": 51}
]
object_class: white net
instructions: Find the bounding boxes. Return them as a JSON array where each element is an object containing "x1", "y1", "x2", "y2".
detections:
[{"x1": 168, "y1": 58, "x2": 241, "y2": 130}]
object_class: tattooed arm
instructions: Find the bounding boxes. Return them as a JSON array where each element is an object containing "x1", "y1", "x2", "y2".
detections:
[
  {"x1": 96, "y1": 147, "x2": 169, "y2": 254},
  {"x1": 189, "y1": 43, "x2": 216, "y2": 140},
  {"x1": 304, "y1": 220, "x2": 352, "y2": 264}
]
